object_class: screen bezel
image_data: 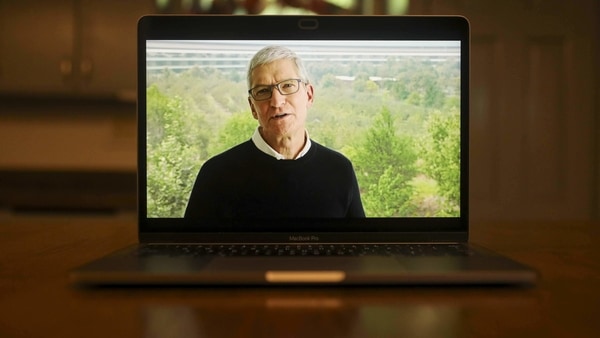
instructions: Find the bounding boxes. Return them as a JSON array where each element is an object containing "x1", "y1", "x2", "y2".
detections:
[{"x1": 137, "y1": 15, "x2": 470, "y2": 241}]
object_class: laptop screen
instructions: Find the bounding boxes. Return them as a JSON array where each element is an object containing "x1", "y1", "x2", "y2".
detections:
[{"x1": 138, "y1": 16, "x2": 469, "y2": 235}]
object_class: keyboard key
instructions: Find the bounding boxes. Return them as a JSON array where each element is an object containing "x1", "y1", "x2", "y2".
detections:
[{"x1": 135, "y1": 243, "x2": 474, "y2": 258}]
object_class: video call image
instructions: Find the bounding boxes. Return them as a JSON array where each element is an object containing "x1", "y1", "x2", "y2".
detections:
[{"x1": 145, "y1": 40, "x2": 461, "y2": 219}]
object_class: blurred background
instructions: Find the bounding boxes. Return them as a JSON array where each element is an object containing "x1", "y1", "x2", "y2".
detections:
[{"x1": 0, "y1": 0, "x2": 598, "y2": 222}]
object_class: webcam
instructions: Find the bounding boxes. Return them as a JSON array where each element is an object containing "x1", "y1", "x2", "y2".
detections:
[{"x1": 298, "y1": 18, "x2": 319, "y2": 30}]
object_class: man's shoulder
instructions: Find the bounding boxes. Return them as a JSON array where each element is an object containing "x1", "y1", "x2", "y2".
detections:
[
  {"x1": 310, "y1": 141, "x2": 352, "y2": 164},
  {"x1": 203, "y1": 140, "x2": 256, "y2": 166}
]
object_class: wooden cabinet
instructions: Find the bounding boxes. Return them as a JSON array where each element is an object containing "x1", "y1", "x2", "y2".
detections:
[
  {"x1": 0, "y1": 0, "x2": 155, "y2": 98},
  {"x1": 0, "y1": 0, "x2": 74, "y2": 94},
  {"x1": 410, "y1": 0, "x2": 599, "y2": 220}
]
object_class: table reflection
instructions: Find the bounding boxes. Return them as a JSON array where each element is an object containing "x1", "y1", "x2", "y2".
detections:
[{"x1": 142, "y1": 293, "x2": 464, "y2": 338}]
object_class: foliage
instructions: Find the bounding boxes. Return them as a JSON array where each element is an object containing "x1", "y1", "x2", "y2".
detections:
[
  {"x1": 208, "y1": 111, "x2": 257, "y2": 156},
  {"x1": 419, "y1": 110, "x2": 461, "y2": 215},
  {"x1": 351, "y1": 108, "x2": 418, "y2": 216},
  {"x1": 146, "y1": 85, "x2": 208, "y2": 217}
]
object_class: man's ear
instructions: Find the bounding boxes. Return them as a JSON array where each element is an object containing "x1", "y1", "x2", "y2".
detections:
[
  {"x1": 306, "y1": 83, "x2": 315, "y2": 108},
  {"x1": 248, "y1": 97, "x2": 258, "y2": 120}
]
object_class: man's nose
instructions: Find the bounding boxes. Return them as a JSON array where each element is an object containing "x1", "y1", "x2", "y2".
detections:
[{"x1": 269, "y1": 88, "x2": 286, "y2": 107}]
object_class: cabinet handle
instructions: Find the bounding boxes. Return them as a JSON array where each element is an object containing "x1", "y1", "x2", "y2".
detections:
[
  {"x1": 80, "y1": 59, "x2": 93, "y2": 77},
  {"x1": 60, "y1": 59, "x2": 73, "y2": 76}
]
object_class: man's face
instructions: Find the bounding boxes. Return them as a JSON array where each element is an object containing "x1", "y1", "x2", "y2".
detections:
[{"x1": 248, "y1": 59, "x2": 314, "y2": 141}]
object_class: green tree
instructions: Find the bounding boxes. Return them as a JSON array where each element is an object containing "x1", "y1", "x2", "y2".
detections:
[
  {"x1": 208, "y1": 111, "x2": 257, "y2": 156},
  {"x1": 146, "y1": 85, "x2": 208, "y2": 217},
  {"x1": 420, "y1": 110, "x2": 461, "y2": 215},
  {"x1": 422, "y1": 75, "x2": 445, "y2": 108},
  {"x1": 352, "y1": 108, "x2": 417, "y2": 216},
  {"x1": 363, "y1": 166, "x2": 417, "y2": 217},
  {"x1": 320, "y1": 73, "x2": 339, "y2": 89}
]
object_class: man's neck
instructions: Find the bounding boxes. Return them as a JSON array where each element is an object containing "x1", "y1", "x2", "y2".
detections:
[{"x1": 259, "y1": 128, "x2": 306, "y2": 160}]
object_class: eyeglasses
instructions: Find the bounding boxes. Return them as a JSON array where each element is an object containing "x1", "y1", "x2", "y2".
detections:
[{"x1": 248, "y1": 79, "x2": 304, "y2": 101}]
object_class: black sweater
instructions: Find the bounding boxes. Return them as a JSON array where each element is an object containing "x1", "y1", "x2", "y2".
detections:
[{"x1": 184, "y1": 140, "x2": 365, "y2": 219}]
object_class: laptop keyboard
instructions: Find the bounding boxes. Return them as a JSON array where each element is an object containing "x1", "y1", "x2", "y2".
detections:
[{"x1": 138, "y1": 243, "x2": 474, "y2": 258}]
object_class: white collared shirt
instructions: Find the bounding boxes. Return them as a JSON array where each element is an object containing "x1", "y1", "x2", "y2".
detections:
[{"x1": 251, "y1": 128, "x2": 312, "y2": 160}]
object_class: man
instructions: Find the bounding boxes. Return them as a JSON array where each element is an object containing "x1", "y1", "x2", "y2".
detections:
[{"x1": 184, "y1": 45, "x2": 365, "y2": 219}]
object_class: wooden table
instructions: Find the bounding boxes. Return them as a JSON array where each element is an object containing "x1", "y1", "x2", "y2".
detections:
[{"x1": 1, "y1": 212, "x2": 598, "y2": 338}]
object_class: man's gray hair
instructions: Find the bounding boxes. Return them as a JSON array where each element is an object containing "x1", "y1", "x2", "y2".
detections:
[{"x1": 247, "y1": 45, "x2": 311, "y2": 89}]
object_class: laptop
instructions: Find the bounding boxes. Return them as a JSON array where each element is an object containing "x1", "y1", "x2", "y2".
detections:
[{"x1": 71, "y1": 15, "x2": 537, "y2": 286}]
